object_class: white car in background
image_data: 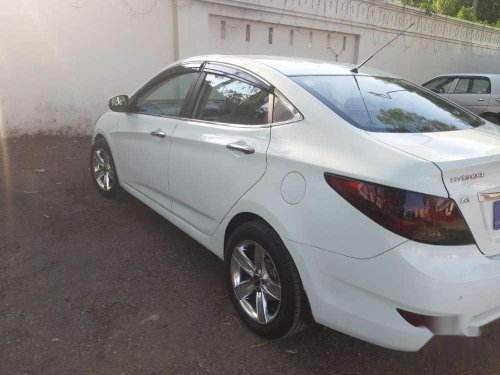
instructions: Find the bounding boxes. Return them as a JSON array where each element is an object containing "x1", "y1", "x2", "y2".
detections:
[
  {"x1": 91, "y1": 55, "x2": 500, "y2": 351},
  {"x1": 423, "y1": 73, "x2": 500, "y2": 124}
]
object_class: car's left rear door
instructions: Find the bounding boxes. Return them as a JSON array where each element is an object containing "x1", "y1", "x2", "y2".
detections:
[
  {"x1": 110, "y1": 66, "x2": 200, "y2": 210},
  {"x1": 168, "y1": 64, "x2": 272, "y2": 235},
  {"x1": 448, "y1": 76, "x2": 491, "y2": 114}
]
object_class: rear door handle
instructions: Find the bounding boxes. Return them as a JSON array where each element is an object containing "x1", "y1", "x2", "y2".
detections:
[
  {"x1": 151, "y1": 129, "x2": 166, "y2": 138},
  {"x1": 477, "y1": 98, "x2": 485, "y2": 102},
  {"x1": 226, "y1": 142, "x2": 255, "y2": 155}
]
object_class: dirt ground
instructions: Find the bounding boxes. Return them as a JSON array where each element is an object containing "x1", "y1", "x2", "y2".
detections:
[{"x1": 2, "y1": 135, "x2": 500, "y2": 374}]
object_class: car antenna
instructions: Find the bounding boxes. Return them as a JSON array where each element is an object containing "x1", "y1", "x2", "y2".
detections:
[{"x1": 350, "y1": 22, "x2": 415, "y2": 74}]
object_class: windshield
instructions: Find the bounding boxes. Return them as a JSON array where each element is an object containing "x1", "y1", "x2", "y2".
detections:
[{"x1": 292, "y1": 75, "x2": 484, "y2": 133}]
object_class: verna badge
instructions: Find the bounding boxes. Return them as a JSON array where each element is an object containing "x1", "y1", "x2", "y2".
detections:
[{"x1": 449, "y1": 172, "x2": 484, "y2": 184}]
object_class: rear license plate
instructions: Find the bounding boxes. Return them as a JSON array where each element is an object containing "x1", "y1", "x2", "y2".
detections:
[{"x1": 494, "y1": 201, "x2": 500, "y2": 230}]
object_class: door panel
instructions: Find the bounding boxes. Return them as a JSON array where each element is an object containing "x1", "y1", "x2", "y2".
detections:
[
  {"x1": 169, "y1": 122, "x2": 270, "y2": 235},
  {"x1": 111, "y1": 113, "x2": 178, "y2": 210},
  {"x1": 168, "y1": 70, "x2": 272, "y2": 235},
  {"x1": 448, "y1": 77, "x2": 491, "y2": 114},
  {"x1": 109, "y1": 70, "x2": 200, "y2": 210}
]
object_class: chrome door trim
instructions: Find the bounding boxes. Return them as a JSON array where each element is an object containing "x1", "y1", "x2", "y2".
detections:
[
  {"x1": 183, "y1": 118, "x2": 271, "y2": 129},
  {"x1": 226, "y1": 142, "x2": 256, "y2": 154},
  {"x1": 151, "y1": 129, "x2": 167, "y2": 138}
]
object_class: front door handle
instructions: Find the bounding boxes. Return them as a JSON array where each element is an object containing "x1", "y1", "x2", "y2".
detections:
[
  {"x1": 151, "y1": 129, "x2": 166, "y2": 138},
  {"x1": 226, "y1": 142, "x2": 255, "y2": 155},
  {"x1": 477, "y1": 98, "x2": 485, "y2": 102}
]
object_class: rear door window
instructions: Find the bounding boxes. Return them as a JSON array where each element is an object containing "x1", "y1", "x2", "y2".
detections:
[
  {"x1": 454, "y1": 77, "x2": 491, "y2": 94},
  {"x1": 193, "y1": 73, "x2": 269, "y2": 125},
  {"x1": 471, "y1": 78, "x2": 491, "y2": 94}
]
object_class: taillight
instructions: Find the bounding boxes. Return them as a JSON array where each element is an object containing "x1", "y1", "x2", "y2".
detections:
[{"x1": 324, "y1": 173, "x2": 474, "y2": 245}]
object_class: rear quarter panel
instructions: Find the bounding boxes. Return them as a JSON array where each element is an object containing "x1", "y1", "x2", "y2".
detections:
[{"x1": 218, "y1": 79, "x2": 448, "y2": 259}]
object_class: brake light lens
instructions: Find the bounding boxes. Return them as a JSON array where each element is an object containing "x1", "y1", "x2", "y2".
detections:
[{"x1": 324, "y1": 173, "x2": 474, "y2": 245}]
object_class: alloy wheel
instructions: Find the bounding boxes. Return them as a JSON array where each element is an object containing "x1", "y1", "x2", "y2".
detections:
[
  {"x1": 92, "y1": 148, "x2": 114, "y2": 192},
  {"x1": 230, "y1": 240, "x2": 282, "y2": 324}
]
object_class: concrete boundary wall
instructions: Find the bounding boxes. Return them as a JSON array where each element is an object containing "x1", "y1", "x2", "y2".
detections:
[
  {"x1": 0, "y1": 0, "x2": 499, "y2": 136},
  {"x1": 176, "y1": 0, "x2": 500, "y2": 79}
]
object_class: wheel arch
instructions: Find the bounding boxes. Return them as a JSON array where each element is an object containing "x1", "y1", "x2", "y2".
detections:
[
  {"x1": 224, "y1": 212, "x2": 271, "y2": 257},
  {"x1": 480, "y1": 112, "x2": 500, "y2": 122},
  {"x1": 93, "y1": 133, "x2": 106, "y2": 144}
]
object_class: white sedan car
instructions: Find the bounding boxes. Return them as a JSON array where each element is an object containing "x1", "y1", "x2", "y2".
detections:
[{"x1": 91, "y1": 55, "x2": 500, "y2": 351}]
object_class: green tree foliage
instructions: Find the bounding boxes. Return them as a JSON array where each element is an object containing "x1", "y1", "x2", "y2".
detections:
[
  {"x1": 476, "y1": 0, "x2": 500, "y2": 24},
  {"x1": 434, "y1": 0, "x2": 460, "y2": 15},
  {"x1": 376, "y1": 108, "x2": 458, "y2": 132},
  {"x1": 456, "y1": 6, "x2": 477, "y2": 21},
  {"x1": 398, "y1": 0, "x2": 500, "y2": 27}
]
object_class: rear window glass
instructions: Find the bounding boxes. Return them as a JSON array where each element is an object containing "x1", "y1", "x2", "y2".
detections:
[{"x1": 292, "y1": 75, "x2": 484, "y2": 133}]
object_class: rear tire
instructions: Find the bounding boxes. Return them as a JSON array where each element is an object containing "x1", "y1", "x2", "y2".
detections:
[
  {"x1": 90, "y1": 138, "x2": 120, "y2": 199},
  {"x1": 225, "y1": 220, "x2": 307, "y2": 339}
]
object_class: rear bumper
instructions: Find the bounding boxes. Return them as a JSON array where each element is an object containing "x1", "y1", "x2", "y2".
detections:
[{"x1": 284, "y1": 239, "x2": 500, "y2": 351}]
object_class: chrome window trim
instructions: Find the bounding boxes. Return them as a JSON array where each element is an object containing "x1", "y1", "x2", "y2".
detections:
[
  {"x1": 181, "y1": 118, "x2": 271, "y2": 129},
  {"x1": 179, "y1": 114, "x2": 304, "y2": 129},
  {"x1": 128, "y1": 112, "x2": 184, "y2": 121},
  {"x1": 270, "y1": 116, "x2": 304, "y2": 127}
]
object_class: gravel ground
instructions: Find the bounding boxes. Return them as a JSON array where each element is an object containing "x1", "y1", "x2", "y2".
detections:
[{"x1": 1, "y1": 135, "x2": 500, "y2": 374}]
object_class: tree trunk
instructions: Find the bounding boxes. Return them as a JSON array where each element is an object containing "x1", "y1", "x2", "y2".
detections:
[{"x1": 472, "y1": 0, "x2": 479, "y2": 16}]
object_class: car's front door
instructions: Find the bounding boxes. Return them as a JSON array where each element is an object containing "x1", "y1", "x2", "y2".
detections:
[
  {"x1": 169, "y1": 66, "x2": 271, "y2": 235},
  {"x1": 448, "y1": 76, "x2": 491, "y2": 114},
  {"x1": 110, "y1": 67, "x2": 200, "y2": 210},
  {"x1": 422, "y1": 76, "x2": 457, "y2": 99}
]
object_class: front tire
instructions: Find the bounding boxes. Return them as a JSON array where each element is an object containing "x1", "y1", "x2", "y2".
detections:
[
  {"x1": 225, "y1": 220, "x2": 307, "y2": 339},
  {"x1": 90, "y1": 138, "x2": 120, "y2": 198}
]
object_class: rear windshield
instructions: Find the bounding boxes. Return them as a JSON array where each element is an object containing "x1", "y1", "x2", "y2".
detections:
[{"x1": 292, "y1": 75, "x2": 484, "y2": 133}]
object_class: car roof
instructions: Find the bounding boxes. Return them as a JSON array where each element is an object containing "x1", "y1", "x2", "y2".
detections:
[{"x1": 181, "y1": 54, "x2": 398, "y2": 78}]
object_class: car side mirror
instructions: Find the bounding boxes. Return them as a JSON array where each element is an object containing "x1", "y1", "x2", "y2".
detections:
[{"x1": 109, "y1": 95, "x2": 129, "y2": 112}]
